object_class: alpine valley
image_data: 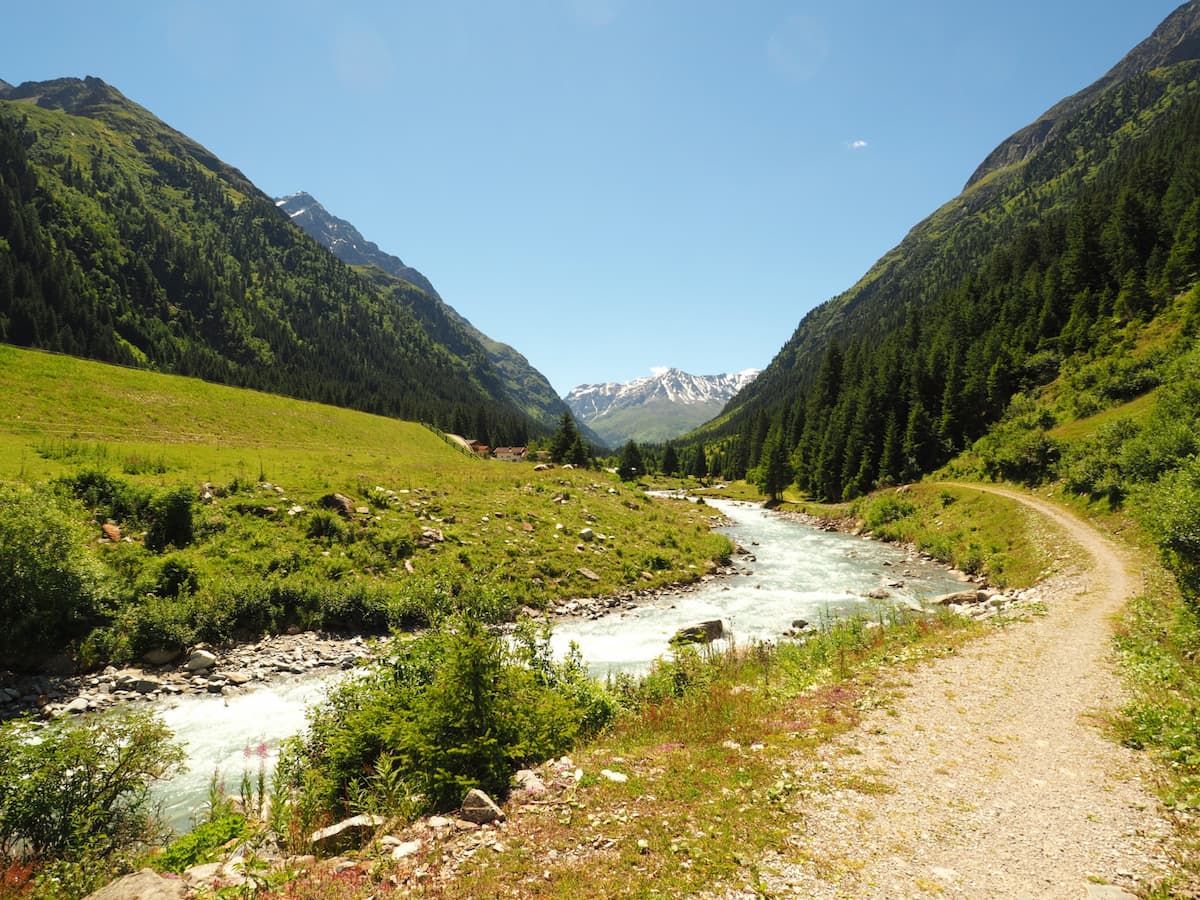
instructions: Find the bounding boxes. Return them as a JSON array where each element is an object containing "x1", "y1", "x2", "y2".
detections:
[{"x1": 7, "y1": 3, "x2": 1200, "y2": 898}]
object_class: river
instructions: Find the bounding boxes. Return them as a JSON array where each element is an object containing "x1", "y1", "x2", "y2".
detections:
[
  {"x1": 549, "y1": 497, "x2": 966, "y2": 676},
  {"x1": 152, "y1": 497, "x2": 965, "y2": 831}
]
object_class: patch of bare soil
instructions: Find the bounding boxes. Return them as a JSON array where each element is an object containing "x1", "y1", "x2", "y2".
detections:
[{"x1": 751, "y1": 485, "x2": 1175, "y2": 898}]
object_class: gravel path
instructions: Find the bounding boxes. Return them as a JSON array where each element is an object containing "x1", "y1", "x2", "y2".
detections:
[{"x1": 755, "y1": 485, "x2": 1174, "y2": 898}]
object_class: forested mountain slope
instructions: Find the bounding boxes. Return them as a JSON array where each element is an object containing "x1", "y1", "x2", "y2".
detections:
[
  {"x1": 0, "y1": 77, "x2": 538, "y2": 445},
  {"x1": 692, "y1": 1, "x2": 1200, "y2": 501},
  {"x1": 276, "y1": 192, "x2": 594, "y2": 441}
]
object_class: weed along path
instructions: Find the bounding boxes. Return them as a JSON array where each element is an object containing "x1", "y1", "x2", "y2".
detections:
[{"x1": 755, "y1": 483, "x2": 1174, "y2": 898}]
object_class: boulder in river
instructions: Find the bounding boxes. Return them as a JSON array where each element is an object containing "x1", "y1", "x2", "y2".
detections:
[{"x1": 671, "y1": 619, "x2": 724, "y2": 645}]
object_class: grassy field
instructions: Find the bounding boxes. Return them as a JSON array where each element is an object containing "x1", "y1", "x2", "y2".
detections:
[{"x1": 0, "y1": 345, "x2": 730, "y2": 665}]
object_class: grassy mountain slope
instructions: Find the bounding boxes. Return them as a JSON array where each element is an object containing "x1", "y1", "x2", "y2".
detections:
[
  {"x1": 687, "y1": 2, "x2": 1200, "y2": 504},
  {"x1": 0, "y1": 77, "x2": 537, "y2": 445}
]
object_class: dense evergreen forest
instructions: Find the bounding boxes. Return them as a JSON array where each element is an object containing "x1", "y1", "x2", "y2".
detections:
[
  {"x1": 689, "y1": 57, "x2": 1200, "y2": 501},
  {"x1": 0, "y1": 78, "x2": 538, "y2": 447}
]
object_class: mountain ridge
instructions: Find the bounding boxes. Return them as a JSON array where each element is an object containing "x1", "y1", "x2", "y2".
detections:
[
  {"x1": 566, "y1": 368, "x2": 759, "y2": 446},
  {"x1": 0, "y1": 76, "x2": 540, "y2": 445},
  {"x1": 274, "y1": 191, "x2": 601, "y2": 444},
  {"x1": 685, "y1": 1, "x2": 1200, "y2": 501},
  {"x1": 967, "y1": 1, "x2": 1200, "y2": 188}
]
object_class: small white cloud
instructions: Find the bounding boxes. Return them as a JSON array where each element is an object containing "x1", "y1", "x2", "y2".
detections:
[
  {"x1": 650, "y1": 365, "x2": 669, "y2": 376},
  {"x1": 849, "y1": 139, "x2": 869, "y2": 150}
]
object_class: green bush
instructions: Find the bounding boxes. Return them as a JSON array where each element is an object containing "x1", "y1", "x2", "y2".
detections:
[
  {"x1": 1136, "y1": 460, "x2": 1200, "y2": 603},
  {"x1": 153, "y1": 813, "x2": 246, "y2": 874},
  {"x1": 277, "y1": 612, "x2": 615, "y2": 821},
  {"x1": 861, "y1": 494, "x2": 916, "y2": 530},
  {"x1": 145, "y1": 486, "x2": 195, "y2": 552},
  {"x1": 56, "y1": 469, "x2": 152, "y2": 526},
  {"x1": 0, "y1": 708, "x2": 185, "y2": 862},
  {"x1": 0, "y1": 483, "x2": 107, "y2": 667}
]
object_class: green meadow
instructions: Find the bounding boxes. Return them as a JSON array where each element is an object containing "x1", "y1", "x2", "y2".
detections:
[{"x1": 0, "y1": 345, "x2": 729, "y2": 667}]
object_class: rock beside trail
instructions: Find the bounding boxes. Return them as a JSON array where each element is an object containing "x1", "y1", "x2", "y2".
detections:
[
  {"x1": 83, "y1": 868, "x2": 186, "y2": 900},
  {"x1": 931, "y1": 589, "x2": 991, "y2": 606},
  {"x1": 460, "y1": 788, "x2": 505, "y2": 825},
  {"x1": 311, "y1": 813, "x2": 386, "y2": 854}
]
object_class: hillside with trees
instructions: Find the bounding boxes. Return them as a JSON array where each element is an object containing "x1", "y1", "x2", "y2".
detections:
[
  {"x1": 0, "y1": 77, "x2": 539, "y2": 446},
  {"x1": 687, "y1": 2, "x2": 1200, "y2": 505}
]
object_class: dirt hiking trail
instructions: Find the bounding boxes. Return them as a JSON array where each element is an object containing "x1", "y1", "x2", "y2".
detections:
[{"x1": 753, "y1": 484, "x2": 1174, "y2": 898}]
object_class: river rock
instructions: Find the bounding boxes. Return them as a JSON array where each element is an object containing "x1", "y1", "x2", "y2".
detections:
[
  {"x1": 63, "y1": 696, "x2": 91, "y2": 715},
  {"x1": 143, "y1": 647, "x2": 181, "y2": 666},
  {"x1": 185, "y1": 649, "x2": 218, "y2": 671},
  {"x1": 579, "y1": 527, "x2": 595, "y2": 541},
  {"x1": 460, "y1": 788, "x2": 505, "y2": 824},
  {"x1": 310, "y1": 814, "x2": 386, "y2": 854},
  {"x1": 672, "y1": 619, "x2": 724, "y2": 644},
  {"x1": 84, "y1": 868, "x2": 187, "y2": 900},
  {"x1": 131, "y1": 675, "x2": 162, "y2": 693},
  {"x1": 577, "y1": 567, "x2": 601, "y2": 582},
  {"x1": 930, "y1": 589, "x2": 989, "y2": 606}
]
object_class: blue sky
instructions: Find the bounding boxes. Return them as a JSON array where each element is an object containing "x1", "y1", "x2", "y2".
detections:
[{"x1": 1, "y1": 1, "x2": 1185, "y2": 394}]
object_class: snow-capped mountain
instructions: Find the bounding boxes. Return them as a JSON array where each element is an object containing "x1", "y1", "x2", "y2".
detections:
[{"x1": 565, "y1": 368, "x2": 760, "y2": 445}]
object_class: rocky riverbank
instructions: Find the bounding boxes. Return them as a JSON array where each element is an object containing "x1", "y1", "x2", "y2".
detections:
[
  {"x1": 0, "y1": 632, "x2": 375, "y2": 722},
  {"x1": 0, "y1": 559, "x2": 745, "y2": 723}
]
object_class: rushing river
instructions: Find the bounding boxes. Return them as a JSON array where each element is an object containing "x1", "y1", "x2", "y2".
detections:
[
  {"x1": 550, "y1": 497, "x2": 966, "y2": 677},
  {"x1": 153, "y1": 496, "x2": 964, "y2": 831}
]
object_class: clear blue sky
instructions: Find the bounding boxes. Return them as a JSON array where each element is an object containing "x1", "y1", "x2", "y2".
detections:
[{"x1": 1, "y1": 1, "x2": 1185, "y2": 395}]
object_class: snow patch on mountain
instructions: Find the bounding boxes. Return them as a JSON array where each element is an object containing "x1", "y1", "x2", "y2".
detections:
[{"x1": 564, "y1": 368, "x2": 760, "y2": 444}]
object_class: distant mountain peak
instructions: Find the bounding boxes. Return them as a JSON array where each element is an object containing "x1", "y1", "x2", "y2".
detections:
[
  {"x1": 565, "y1": 368, "x2": 760, "y2": 445},
  {"x1": 275, "y1": 192, "x2": 440, "y2": 299},
  {"x1": 276, "y1": 190, "x2": 593, "y2": 441}
]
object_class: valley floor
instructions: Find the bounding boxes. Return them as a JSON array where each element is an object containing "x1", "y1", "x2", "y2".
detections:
[{"x1": 751, "y1": 485, "x2": 1174, "y2": 898}]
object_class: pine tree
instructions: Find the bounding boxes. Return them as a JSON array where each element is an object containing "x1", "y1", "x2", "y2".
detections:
[
  {"x1": 691, "y1": 444, "x2": 708, "y2": 480},
  {"x1": 549, "y1": 411, "x2": 578, "y2": 463},
  {"x1": 755, "y1": 426, "x2": 793, "y2": 502},
  {"x1": 661, "y1": 443, "x2": 679, "y2": 477},
  {"x1": 617, "y1": 440, "x2": 644, "y2": 481}
]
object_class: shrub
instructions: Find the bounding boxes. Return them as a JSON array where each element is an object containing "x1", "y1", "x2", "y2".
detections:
[
  {"x1": 55, "y1": 469, "x2": 152, "y2": 526},
  {"x1": 861, "y1": 494, "x2": 916, "y2": 530},
  {"x1": 0, "y1": 483, "x2": 107, "y2": 668},
  {"x1": 145, "y1": 486, "x2": 195, "y2": 551},
  {"x1": 152, "y1": 813, "x2": 246, "y2": 874},
  {"x1": 0, "y1": 708, "x2": 185, "y2": 862},
  {"x1": 306, "y1": 511, "x2": 343, "y2": 542},
  {"x1": 1136, "y1": 460, "x2": 1200, "y2": 603},
  {"x1": 277, "y1": 613, "x2": 615, "y2": 821}
]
